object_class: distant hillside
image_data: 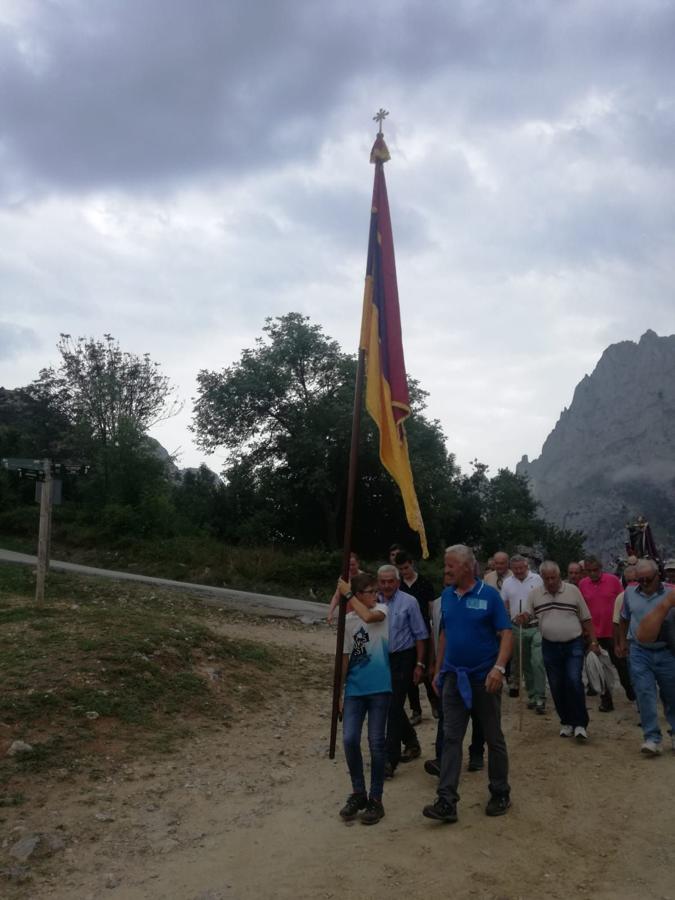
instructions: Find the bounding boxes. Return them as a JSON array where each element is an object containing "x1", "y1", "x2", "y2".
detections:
[{"x1": 517, "y1": 329, "x2": 675, "y2": 562}]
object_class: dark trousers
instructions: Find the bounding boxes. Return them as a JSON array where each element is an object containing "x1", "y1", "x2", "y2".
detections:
[
  {"x1": 437, "y1": 674, "x2": 509, "y2": 804},
  {"x1": 434, "y1": 703, "x2": 485, "y2": 762},
  {"x1": 542, "y1": 636, "x2": 589, "y2": 728},
  {"x1": 386, "y1": 648, "x2": 419, "y2": 769},
  {"x1": 407, "y1": 675, "x2": 438, "y2": 715},
  {"x1": 598, "y1": 637, "x2": 635, "y2": 700}
]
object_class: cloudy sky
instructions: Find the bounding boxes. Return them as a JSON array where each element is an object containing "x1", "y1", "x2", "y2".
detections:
[{"x1": 1, "y1": 0, "x2": 674, "y2": 476}]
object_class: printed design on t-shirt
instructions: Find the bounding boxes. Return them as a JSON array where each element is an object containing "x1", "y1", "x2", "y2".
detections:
[{"x1": 350, "y1": 626, "x2": 371, "y2": 666}]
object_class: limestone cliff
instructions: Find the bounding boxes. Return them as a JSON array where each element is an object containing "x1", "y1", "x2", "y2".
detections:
[{"x1": 517, "y1": 330, "x2": 675, "y2": 560}]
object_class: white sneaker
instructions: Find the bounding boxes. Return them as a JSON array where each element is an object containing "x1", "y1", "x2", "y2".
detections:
[
  {"x1": 641, "y1": 740, "x2": 663, "y2": 756},
  {"x1": 559, "y1": 725, "x2": 574, "y2": 737},
  {"x1": 574, "y1": 727, "x2": 588, "y2": 741}
]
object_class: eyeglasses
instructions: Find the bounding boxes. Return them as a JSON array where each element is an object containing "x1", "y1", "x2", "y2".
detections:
[{"x1": 359, "y1": 588, "x2": 377, "y2": 594}]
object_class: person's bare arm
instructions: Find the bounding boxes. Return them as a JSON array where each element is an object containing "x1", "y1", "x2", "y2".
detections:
[
  {"x1": 433, "y1": 629, "x2": 446, "y2": 695},
  {"x1": 413, "y1": 638, "x2": 427, "y2": 685},
  {"x1": 635, "y1": 592, "x2": 675, "y2": 643},
  {"x1": 337, "y1": 577, "x2": 384, "y2": 624},
  {"x1": 616, "y1": 616, "x2": 630, "y2": 657},
  {"x1": 485, "y1": 628, "x2": 513, "y2": 693},
  {"x1": 581, "y1": 618, "x2": 600, "y2": 654}
]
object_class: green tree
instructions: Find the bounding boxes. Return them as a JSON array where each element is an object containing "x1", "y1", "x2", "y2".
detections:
[
  {"x1": 30, "y1": 334, "x2": 180, "y2": 499},
  {"x1": 192, "y1": 313, "x2": 457, "y2": 554}
]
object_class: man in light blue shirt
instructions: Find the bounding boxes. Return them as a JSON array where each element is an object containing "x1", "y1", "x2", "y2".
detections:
[
  {"x1": 619, "y1": 558, "x2": 675, "y2": 755},
  {"x1": 377, "y1": 564, "x2": 428, "y2": 774}
]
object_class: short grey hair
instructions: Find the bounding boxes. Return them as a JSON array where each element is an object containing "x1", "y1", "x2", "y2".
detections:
[
  {"x1": 635, "y1": 558, "x2": 658, "y2": 575},
  {"x1": 540, "y1": 560, "x2": 560, "y2": 576},
  {"x1": 510, "y1": 554, "x2": 528, "y2": 565},
  {"x1": 377, "y1": 564, "x2": 400, "y2": 580},
  {"x1": 444, "y1": 544, "x2": 475, "y2": 567}
]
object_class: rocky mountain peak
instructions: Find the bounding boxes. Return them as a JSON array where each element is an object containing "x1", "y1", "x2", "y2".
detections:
[{"x1": 517, "y1": 330, "x2": 675, "y2": 561}]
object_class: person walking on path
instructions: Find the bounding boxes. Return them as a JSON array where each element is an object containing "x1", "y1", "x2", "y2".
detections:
[
  {"x1": 376, "y1": 564, "x2": 428, "y2": 775},
  {"x1": 579, "y1": 556, "x2": 631, "y2": 711},
  {"x1": 394, "y1": 550, "x2": 438, "y2": 724},
  {"x1": 422, "y1": 545, "x2": 513, "y2": 825},
  {"x1": 327, "y1": 552, "x2": 362, "y2": 623},
  {"x1": 337, "y1": 572, "x2": 392, "y2": 824},
  {"x1": 483, "y1": 551, "x2": 512, "y2": 593},
  {"x1": 617, "y1": 559, "x2": 675, "y2": 756},
  {"x1": 527, "y1": 562, "x2": 600, "y2": 741},
  {"x1": 501, "y1": 555, "x2": 546, "y2": 713},
  {"x1": 425, "y1": 568, "x2": 485, "y2": 777}
]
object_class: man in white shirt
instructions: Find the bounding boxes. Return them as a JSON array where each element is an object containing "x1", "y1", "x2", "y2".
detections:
[{"x1": 501, "y1": 555, "x2": 546, "y2": 713}]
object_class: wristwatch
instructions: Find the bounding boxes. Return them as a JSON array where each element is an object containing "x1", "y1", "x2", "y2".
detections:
[{"x1": 492, "y1": 664, "x2": 506, "y2": 675}]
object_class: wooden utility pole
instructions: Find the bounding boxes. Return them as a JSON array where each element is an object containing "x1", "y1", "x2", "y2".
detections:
[{"x1": 35, "y1": 458, "x2": 53, "y2": 604}]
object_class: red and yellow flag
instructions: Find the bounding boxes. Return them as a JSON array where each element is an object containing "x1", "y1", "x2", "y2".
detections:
[{"x1": 359, "y1": 134, "x2": 428, "y2": 557}]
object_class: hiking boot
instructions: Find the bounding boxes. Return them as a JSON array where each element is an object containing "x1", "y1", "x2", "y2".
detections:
[
  {"x1": 467, "y1": 756, "x2": 484, "y2": 772},
  {"x1": 422, "y1": 797, "x2": 458, "y2": 823},
  {"x1": 559, "y1": 725, "x2": 574, "y2": 737},
  {"x1": 640, "y1": 740, "x2": 662, "y2": 756},
  {"x1": 424, "y1": 758, "x2": 440, "y2": 777},
  {"x1": 485, "y1": 794, "x2": 511, "y2": 817},
  {"x1": 509, "y1": 687, "x2": 520, "y2": 698},
  {"x1": 574, "y1": 726, "x2": 588, "y2": 741},
  {"x1": 339, "y1": 792, "x2": 367, "y2": 820},
  {"x1": 599, "y1": 694, "x2": 614, "y2": 713},
  {"x1": 535, "y1": 701, "x2": 546, "y2": 716},
  {"x1": 409, "y1": 711, "x2": 422, "y2": 726},
  {"x1": 527, "y1": 700, "x2": 536, "y2": 710},
  {"x1": 384, "y1": 762, "x2": 395, "y2": 779},
  {"x1": 360, "y1": 798, "x2": 385, "y2": 825},
  {"x1": 400, "y1": 744, "x2": 421, "y2": 763}
]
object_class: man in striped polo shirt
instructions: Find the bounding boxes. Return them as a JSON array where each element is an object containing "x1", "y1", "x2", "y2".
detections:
[{"x1": 526, "y1": 561, "x2": 600, "y2": 741}]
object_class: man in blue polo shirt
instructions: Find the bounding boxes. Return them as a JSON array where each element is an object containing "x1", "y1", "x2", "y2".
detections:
[
  {"x1": 423, "y1": 544, "x2": 513, "y2": 824},
  {"x1": 618, "y1": 558, "x2": 675, "y2": 756}
]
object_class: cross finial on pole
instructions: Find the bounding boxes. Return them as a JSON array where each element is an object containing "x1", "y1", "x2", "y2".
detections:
[{"x1": 373, "y1": 108, "x2": 389, "y2": 135}]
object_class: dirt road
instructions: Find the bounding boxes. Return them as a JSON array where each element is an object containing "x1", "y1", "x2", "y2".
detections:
[{"x1": 4, "y1": 616, "x2": 673, "y2": 900}]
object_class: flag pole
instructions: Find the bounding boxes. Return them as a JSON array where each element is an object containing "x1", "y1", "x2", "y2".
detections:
[
  {"x1": 328, "y1": 346, "x2": 367, "y2": 759},
  {"x1": 329, "y1": 109, "x2": 391, "y2": 759}
]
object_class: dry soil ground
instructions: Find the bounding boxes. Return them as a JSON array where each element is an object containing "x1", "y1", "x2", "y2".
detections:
[{"x1": 3, "y1": 614, "x2": 674, "y2": 900}]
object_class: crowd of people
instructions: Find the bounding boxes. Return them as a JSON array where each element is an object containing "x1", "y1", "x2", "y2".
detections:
[{"x1": 333, "y1": 545, "x2": 675, "y2": 826}]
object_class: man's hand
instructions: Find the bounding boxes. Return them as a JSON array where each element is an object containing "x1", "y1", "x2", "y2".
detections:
[
  {"x1": 615, "y1": 641, "x2": 628, "y2": 658},
  {"x1": 514, "y1": 613, "x2": 531, "y2": 627},
  {"x1": 588, "y1": 640, "x2": 601, "y2": 656},
  {"x1": 485, "y1": 667, "x2": 504, "y2": 694},
  {"x1": 413, "y1": 664, "x2": 423, "y2": 686},
  {"x1": 432, "y1": 674, "x2": 441, "y2": 697}
]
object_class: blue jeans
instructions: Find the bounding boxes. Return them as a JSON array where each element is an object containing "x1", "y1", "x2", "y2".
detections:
[
  {"x1": 541, "y1": 637, "x2": 589, "y2": 729},
  {"x1": 629, "y1": 643, "x2": 675, "y2": 744},
  {"x1": 342, "y1": 692, "x2": 391, "y2": 800}
]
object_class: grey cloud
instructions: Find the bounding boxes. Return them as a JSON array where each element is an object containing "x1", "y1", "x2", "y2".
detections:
[
  {"x1": 0, "y1": 321, "x2": 39, "y2": 361},
  {"x1": 2, "y1": 1, "x2": 675, "y2": 197}
]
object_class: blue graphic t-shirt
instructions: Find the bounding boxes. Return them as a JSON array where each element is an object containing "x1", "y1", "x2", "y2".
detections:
[{"x1": 343, "y1": 604, "x2": 392, "y2": 697}]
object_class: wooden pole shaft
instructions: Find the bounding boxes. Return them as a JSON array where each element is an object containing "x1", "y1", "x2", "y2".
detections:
[
  {"x1": 35, "y1": 458, "x2": 53, "y2": 604},
  {"x1": 329, "y1": 347, "x2": 366, "y2": 759}
]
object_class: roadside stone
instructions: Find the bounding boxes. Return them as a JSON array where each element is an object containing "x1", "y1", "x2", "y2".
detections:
[
  {"x1": 95, "y1": 811, "x2": 116, "y2": 822},
  {"x1": 104, "y1": 873, "x2": 121, "y2": 889},
  {"x1": 2, "y1": 864, "x2": 33, "y2": 884},
  {"x1": 6, "y1": 740, "x2": 33, "y2": 757},
  {"x1": 85, "y1": 711, "x2": 100, "y2": 720},
  {"x1": 9, "y1": 835, "x2": 40, "y2": 862}
]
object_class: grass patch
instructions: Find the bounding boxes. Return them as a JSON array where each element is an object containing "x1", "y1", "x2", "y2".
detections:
[{"x1": 0, "y1": 565, "x2": 326, "y2": 788}]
